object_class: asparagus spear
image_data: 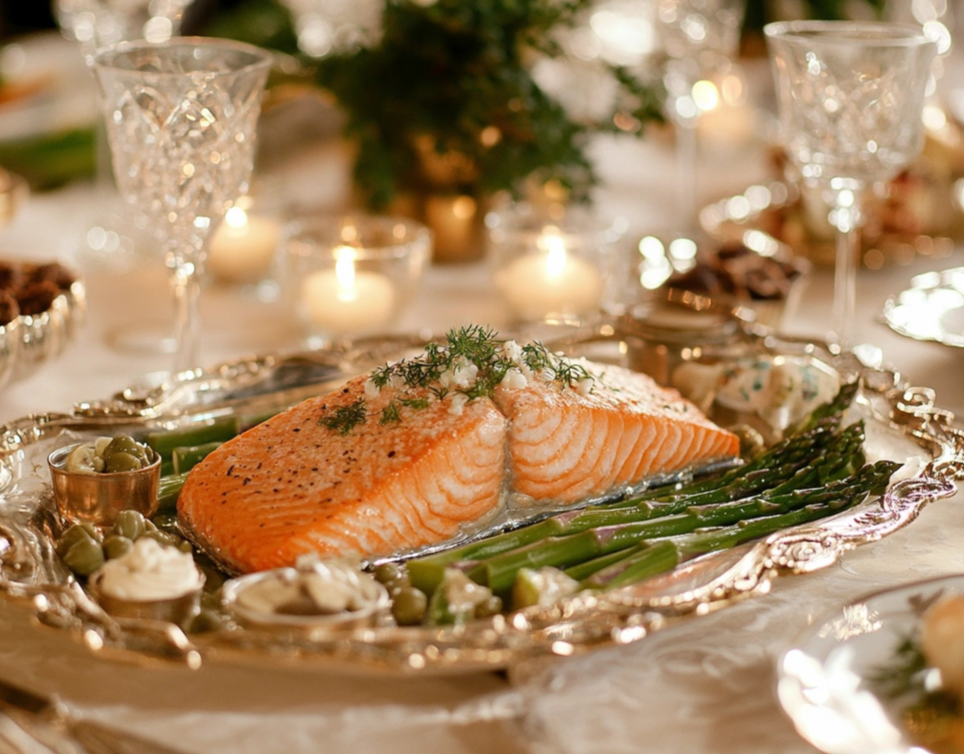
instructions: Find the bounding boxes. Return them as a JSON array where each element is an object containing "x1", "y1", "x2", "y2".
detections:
[
  {"x1": 468, "y1": 460, "x2": 882, "y2": 595},
  {"x1": 406, "y1": 419, "x2": 867, "y2": 593},
  {"x1": 579, "y1": 460, "x2": 898, "y2": 590}
]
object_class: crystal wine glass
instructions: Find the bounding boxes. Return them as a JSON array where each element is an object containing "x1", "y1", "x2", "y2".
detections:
[
  {"x1": 655, "y1": 0, "x2": 745, "y2": 229},
  {"x1": 55, "y1": 0, "x2": 196, "y2": 268},
  {"x1": 765, "y1": 21, "x2": 937, "y2": 346},
  {"x1": 92, "y1": 37, "x2": 273, "y2": 377}
]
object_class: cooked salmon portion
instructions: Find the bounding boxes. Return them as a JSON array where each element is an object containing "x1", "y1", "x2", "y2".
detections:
[
  {"x1": 178, "y1": 333, "x2": 739, "y2": 574},
  {"x1": 494, "y1": 362, "x2": 739, "y2": 505},
  {"x1": 177, "y1": 377, "x2": 509, "y2": 574}
]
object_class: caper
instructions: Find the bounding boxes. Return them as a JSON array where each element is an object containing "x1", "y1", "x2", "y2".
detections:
[
  {"x1": 102, "y1": 534, "x2": 134, "y2": 560},
  {"x1": 474, "y1": 594, "x2": 503, "y2": 619},
  {"x1": 111, "y1": 510, "x2": 146, "y2": 541},
  {"x1": 104, "y1": 435, "x2": 151, "y2": 468},
  {"x1": 373, "y1": 562, "x2": 403, "y2": 585},
  {"x1": 61, "y1": 536, "x2": 105, "y2": 576},
  {"x1": 55, "y1": 522, "x2": 101, "y2": 559},
  {"x1": 391, "y1": 585, "x2": 428, "y2": 626}
]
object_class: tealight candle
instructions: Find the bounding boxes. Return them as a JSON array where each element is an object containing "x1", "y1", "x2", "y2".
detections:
[
  {"x1": 300, "y1": 245, "x2": 396, "y2": 337},
  {"x1": 495, "y1": 232, "x2": 604, "y2": 320},
  {"x1": 208, "y1": 206, "x2": 281, "y2": 285}
]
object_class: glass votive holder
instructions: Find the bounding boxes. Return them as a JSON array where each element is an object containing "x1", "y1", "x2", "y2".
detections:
[
  {"x1": 486, "y1": 203, "x2": 627, "y2": 323},
  {"x1": 282, "y1": 213, "x2": 432, "y2": 346},
  {"x1": 207, "y1": 192, "x2": 284, "y2": 296}
]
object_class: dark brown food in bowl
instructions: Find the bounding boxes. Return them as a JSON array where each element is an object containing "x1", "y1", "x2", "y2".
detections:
[
  {"x1": 16, "y1": 280, "x2": 60, "y2": 316},
  {"x1": 666, "y1": 241, "x2": 804, "y2": 302},
  {"x1": 0, "y1": 262, "x2": 24, "y2": 292},
  {"x1": 0, "y1": 290, "x2": 18, "y2": 325},
  {"x1": 26, "y1": 262, "x2": 77, "y2": 291}
]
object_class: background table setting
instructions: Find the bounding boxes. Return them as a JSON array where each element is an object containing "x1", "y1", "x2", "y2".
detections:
[{"x1": 2, "y1": 1, "x2": 964, "y2": 754}]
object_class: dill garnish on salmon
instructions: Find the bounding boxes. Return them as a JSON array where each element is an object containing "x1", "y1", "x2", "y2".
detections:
[{"x1": 177, "y1": 327, "x2": 739, "y2": 574}]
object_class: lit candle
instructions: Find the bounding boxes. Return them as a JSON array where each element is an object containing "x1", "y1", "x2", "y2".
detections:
[
  {"x1": 208, "y1": 206, "x2": 281, "y2": 284},
  {"x1": 300, "y1": 245, "x2": 396, "y2": 337},
  {"x1": 496, "y1": 232, "x2": 604, "y2": 320}
]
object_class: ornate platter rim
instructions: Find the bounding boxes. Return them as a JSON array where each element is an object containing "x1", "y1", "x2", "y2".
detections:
[{"x1": 0, "y1": 316, "x2": 961, "y2": 677}]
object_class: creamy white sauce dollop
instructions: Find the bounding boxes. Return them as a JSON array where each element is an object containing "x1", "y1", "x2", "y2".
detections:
[{"x1": 94, "y1": 537, "x2": 203, "y2": 601}]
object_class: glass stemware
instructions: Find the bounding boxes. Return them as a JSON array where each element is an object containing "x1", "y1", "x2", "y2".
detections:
[
  {"x1": 655, "y1": 0, "x2": 745, "y2": 229},
  {"x1": 92, "y1": 37, "x2": 272, "y2": 377},
  {"x1": 765, "y1": 21, "x2": 937, "y2": 346},
  {"x1": 55, "y1": 0, "x2": 196, "y2": 269}
]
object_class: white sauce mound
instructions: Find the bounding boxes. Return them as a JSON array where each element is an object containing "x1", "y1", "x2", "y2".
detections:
[
  {"x1": 235, "y1": 556, "x2": 384, "y2": 616},
  {"x1": 95, "y1": 537, "x2": 203, "y2": 601}
]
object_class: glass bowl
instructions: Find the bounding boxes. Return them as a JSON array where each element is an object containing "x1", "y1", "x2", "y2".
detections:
[{"x1": 281, "y1": 213, "x2": 431, "y2": 346}]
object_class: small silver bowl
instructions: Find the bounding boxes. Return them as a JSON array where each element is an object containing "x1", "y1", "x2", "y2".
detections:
[
  {"x1": 0, "y1": 316, "x2": 20, "y2": 392},
  {"x1": 88, "y1": 570, "x2": 204, "y2": 626},
  {"x1": 47, "y1": 443, "x2": 161, "y2": 527},
  {"x1": 222, "y1": 561, "x2": 391, "y2": 636}
]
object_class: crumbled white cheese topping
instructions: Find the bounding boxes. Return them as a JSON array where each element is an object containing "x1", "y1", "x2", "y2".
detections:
[
  {"x1": 500, "y1": 367, "x2": 529, "y2": 390},
  {"x1": 500, "y1": 340, "x2": 524, "y2": 364},
  {"x1": 447, "y1": 392, "x2": 470, "y2": 416},
  {"x1": 439, "y1": 357, "x2": 479, "y2": 390}
]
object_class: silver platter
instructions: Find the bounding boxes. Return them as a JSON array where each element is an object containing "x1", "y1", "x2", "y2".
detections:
[
  {"x1": 0, "y1": 311, "x2": 961, "y2": 676},
  {"x1": 882, "y1": 267, "x2": 964, "y2": 348}
]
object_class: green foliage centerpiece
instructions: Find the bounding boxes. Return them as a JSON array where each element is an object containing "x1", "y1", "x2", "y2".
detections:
[{"x1": 209, "y1": 0, "x2": 665, "y2": 260}]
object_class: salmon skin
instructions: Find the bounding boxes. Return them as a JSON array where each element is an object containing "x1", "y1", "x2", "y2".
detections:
[{"x1": 178, "y1": 329, "x2": 739, "y2": 574}]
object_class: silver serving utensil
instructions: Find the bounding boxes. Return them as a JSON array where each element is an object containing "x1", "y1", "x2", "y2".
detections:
[{"x1": 0, "y1": 675, "x2": 183, "y2": 754}]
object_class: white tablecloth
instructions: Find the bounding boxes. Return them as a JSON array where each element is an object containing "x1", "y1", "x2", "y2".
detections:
[{"x1": 0, "y1": 130, "x2": 962, "y2": 754}]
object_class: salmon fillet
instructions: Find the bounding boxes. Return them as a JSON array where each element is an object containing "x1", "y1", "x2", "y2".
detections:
[
  {"x1": 178, "y1": 333, "x2": 739, "y2": 574},
  {"x1": 177, "y1": 379, "x2": 508, "y2": 574},
  {"x1": 494, "y1": 361, "x2": 738, "y2": 505}
]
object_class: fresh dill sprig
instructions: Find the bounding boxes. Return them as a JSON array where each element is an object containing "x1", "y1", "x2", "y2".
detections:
[
  {"x1": 323, "y1": 326, "x2": 595, "y2": 433},
  {"x1": 319, "y1": 398, "x2": 368, "y2": 435},
  {"x1": 868, "y1": 633, "x2": 929, "y2": 699},
  {"x1": 380, "y1": 401, "x2": 402, "y2": 425}
]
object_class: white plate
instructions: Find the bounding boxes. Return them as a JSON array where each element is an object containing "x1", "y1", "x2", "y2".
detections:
[
  {"x1": 882, "y1": 268, "x2": 964, "y2": 348},
  {"x1": 777, "y1": 573, "x2": 964, "y2": 754},
  {"x1": 0, "y1": 32, "x2": 97, "y2": 142}
]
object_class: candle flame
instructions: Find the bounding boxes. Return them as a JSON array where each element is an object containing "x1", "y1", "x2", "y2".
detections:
[
  {"x1": 542, "y1": 234, "x2": 568, "y2": 279},
  {"x1": 334, "y1": 245, "x2": 358, "y2": 301},
  {"x1": 224, "y1": 206, "x2": 248, "y2": 229}
]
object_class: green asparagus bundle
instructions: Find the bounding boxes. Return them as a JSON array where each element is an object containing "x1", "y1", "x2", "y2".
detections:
[
  {"x1": 396, "y1": 382, "x2": 902, "y2": 624},
  {"x1": 407, "y1": 413, "x2": 866, "y2": 595}
]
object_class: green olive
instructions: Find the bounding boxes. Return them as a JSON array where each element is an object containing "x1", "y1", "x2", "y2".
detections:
[
  {"x1": 104, "y1": 451, "x2": 143, "y2": 473},
  {"x1": 61, "y1": 536, "x2": 105, "y2": 576},
  {"x1": 55, "y1": 522, "x2": 101, "y2": 559},
  {"x1": 104, "y1": 435, "x2": 151, "y2": 468},
  {"x1": 111, "y1": 510, "x2": 146, "y2": 541},
  {"x1": 391, "y1": 585, "x2": 428, "y2": 626},
  {"x1": 102, "y1": 534, "x2": 134, "y2": 560},
  {"x1": 373, "y1": 562, "x2": 403, "y2": 585}
]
